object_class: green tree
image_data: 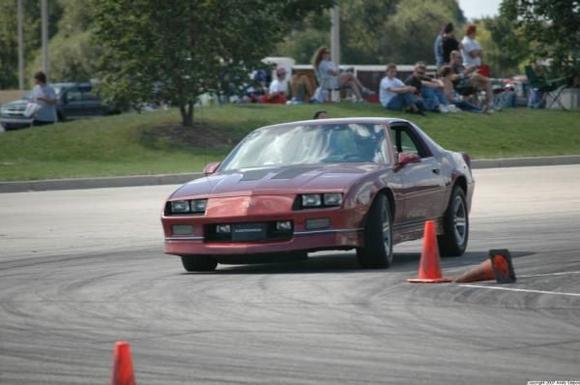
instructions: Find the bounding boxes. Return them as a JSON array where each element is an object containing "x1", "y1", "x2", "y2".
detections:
[
  {"x1": 0, "y1": 0, "x2": 63, "y2": 88},
  {"x1": 27, "y1": 0, "x2": 99, "y2": 82},
  {"x1": 500, "y1": 0, "x2": 580, "y2": 75},
  {"x1": 93, "y1": 0, "x2": 333, "y2": 127},
  {"x1": 474, "y1": 17, "x2": 530, "y2": 77},
  {"x1": 274, "y1": 0, "x2": 466, "y2": 65}
]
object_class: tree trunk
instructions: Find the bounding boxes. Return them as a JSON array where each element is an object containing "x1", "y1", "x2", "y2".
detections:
[{"x1": 180, "y1": 101, "x2": 194, "y2": 127}]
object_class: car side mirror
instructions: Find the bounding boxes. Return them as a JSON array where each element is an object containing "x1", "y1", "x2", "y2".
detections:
[
  {"x1": 203, "y1": 162, "x2": 220, "y2": 176},
  {"x1": 397, "y1": 152, "x2": 421, "y2": 167}
]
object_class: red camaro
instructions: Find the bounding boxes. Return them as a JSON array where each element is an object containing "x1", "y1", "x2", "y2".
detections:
[{"x1": 161, "y1": 117, "x2": 474, "y2": 272}]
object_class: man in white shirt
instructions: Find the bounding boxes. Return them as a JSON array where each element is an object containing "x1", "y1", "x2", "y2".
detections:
[
  {"x1": 379, "y1": 64, "x2": 424, "y2": 114},
  {"x1": 461, "y1": 24, "x2": 482, "y2": 68},
  {"x1": 30, "y1": 71, "x2": 57, "y2": 125}
]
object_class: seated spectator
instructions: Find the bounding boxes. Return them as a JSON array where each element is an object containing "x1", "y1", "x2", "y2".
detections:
[
  {"x1": 379, "y1": 63, "x2": 425, "y2": 114},
  {"x1": 245, "y1": 65, "x2": 273, "y2": 102},
  {"x1": 259, "y1": 66, "x2": 289, "y2": 104},
  {"x1": 441, "y1": 22, "x2": 460, "y2": 65},
  {"x1": 494, "y1": 83, "x2": 517, "y2": 110},
  {"x1": 288, "y1": 70, "x2": 317, "y2": 104},
  {"x1": 405, "y1": 62, "x2": 450, "y2": 113},
  {"x1": 439, "y1": 65, "x2": 482, "y2": 112},
  {"x1": 312, "y1": 46, "x2": 373, "y2": 103},
  {"x1": 450, "y1": 50, "x2": 494, "y2": 111}
]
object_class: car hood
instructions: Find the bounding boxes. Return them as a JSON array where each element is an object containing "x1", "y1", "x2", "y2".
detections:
[
  {"x1": 1, "y1": 99, "x2": 28, "y2": 112},
  {"x1": 171, "y1": 163, "x2": 383, "y2": 199}
]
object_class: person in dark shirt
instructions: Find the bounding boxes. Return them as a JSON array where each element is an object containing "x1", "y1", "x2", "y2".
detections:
[
  {"x1": 449, "y1": 50, "x2": 494, "y2": 111},
  {"x1": 405, "y1": 62, "x2": 449, "y2": 112},
  {"x1": 441, "y1": 23, "x2": 459, "y2": 65}
]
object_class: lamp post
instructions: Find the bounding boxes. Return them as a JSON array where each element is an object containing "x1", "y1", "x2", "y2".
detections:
[
  {"x1": 17, "y1": 0, "x2": 24, "y2": 89},
  {"x1": 41, "y1": 0, "x2": 49, "y2": 80},
  {"x1": 330, "y1": 5, "x2": 340, "y2": 66}
]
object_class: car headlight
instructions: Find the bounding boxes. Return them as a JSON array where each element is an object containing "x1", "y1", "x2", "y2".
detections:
[
  {"x1": 170, "y1": 200, "x2": 191, "y2": 213},
  {"x1": 323, "y1": 193, "x2": 343, "y2": 206},
  {"x1": 168, "y1": 199, "x2": 207, "y2": 214},
  {"x1": 298, "y1": 193, "x2": 343, "y2": 209},
  {"x1": 302, "y1": 194, "x2": 322, "y2": 207},
  {"x1": 191, "y1": 199, "x2": 207, "y2": 213}
]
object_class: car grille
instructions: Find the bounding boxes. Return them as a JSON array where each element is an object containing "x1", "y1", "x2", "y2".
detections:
[{"x1": 205, "y1": 222, "x2": 293, "y2": 242}]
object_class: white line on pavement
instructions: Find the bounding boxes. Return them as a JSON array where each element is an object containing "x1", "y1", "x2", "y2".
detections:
[
  {"x1": 458, "y1": 284, "x2": 580, "y2": 297},
  {"x1": 518, "y1": 270, "x2": 580, "y2": 278}
]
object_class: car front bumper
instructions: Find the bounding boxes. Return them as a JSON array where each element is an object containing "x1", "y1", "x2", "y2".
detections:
[
  {"x1": 0, "y1": 116, "x2": 33, "y2": 128},
  {"x1": 164, "y1": 227, "x2": 364, "y2": 256},
  {"x1": 161, "y1": 196, "x2": 367, "y2": 256}
]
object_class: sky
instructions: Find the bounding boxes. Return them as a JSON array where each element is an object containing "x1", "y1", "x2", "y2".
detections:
[{"x1": 458, "y1": 0, "x2": 502, "y2": 20}]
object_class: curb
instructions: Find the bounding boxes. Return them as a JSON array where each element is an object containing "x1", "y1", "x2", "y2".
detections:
[{"x1": 1, "y1": 155, "x2": 579, "y2": 193}]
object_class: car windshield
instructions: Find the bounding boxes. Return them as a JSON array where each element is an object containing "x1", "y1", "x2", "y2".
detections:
[
  {"x1": 22, "y1": 85, "x2": 65, "y2": 100},
  {"x1": 220, "y1": 122, "x2": 389, "y2": 171}
]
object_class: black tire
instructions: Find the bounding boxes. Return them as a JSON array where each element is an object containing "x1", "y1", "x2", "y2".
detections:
[
  {"x1": 438, "y1": 186, "x2": 469, "y2": 257},
  {"x1": 356, "y1": 193, "x2": 394, "y2": 268},
  {"x1": 180, "y1": 255, "x2": 218, "y2": 272}
]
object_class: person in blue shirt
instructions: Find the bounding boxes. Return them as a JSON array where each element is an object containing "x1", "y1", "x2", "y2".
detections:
[{"x1": 30, "y1": 71, "x2": 57, "y2": 125}]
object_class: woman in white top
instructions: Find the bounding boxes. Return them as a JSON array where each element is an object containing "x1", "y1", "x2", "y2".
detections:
[
  {"x1": 30, "y1": 71, "x2": 58, "y2": 126},
  {"x1": 461, "y1": 24, "x2": 483, "y2": 69},
  {"x1": 311, "y1": 47, "x2": 372, "y2": 102}
]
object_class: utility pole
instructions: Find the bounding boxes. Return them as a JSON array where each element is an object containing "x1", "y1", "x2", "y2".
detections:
[
  {"x1": 41, "y1": 0, "x2": 49, "y2": 79},
  {"x1": 330, "y1": 5, "x2": 340, "y2": 66},
  {"x1": 17, "y1": 0, "x2": 24, "y2": 89}
]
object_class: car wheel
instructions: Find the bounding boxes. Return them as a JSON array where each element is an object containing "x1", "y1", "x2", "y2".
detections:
[
  {"x1": 438, "y1": 186, "x2": 469, "y2": 257},
  {"x1": 356, "y1": 193, "x2": 394, "y2": 268},
  {"x1": 180, "y1": 255, "x2": 218, "y2": 272}
]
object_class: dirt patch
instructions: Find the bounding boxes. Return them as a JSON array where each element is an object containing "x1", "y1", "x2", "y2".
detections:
[
  {"x1": 140, "y1": 122, "x2": 238, "y2": 150},
  {"x1": 0, "y1": 90, "x2": 25, "y2": 105}
]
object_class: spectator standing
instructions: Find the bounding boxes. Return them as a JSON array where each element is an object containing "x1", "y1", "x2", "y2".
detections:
[
  {"x1": 30, "y1": 71, "x2": 57, "y2": 126},
  {"x1": 441, "y1": 22, "x2": 460, "y2": 65},
  {"x1": 379, "y1": 63, "x2": 424, "y2": 114},
  {"x1": 461, "y1": 24, "x2": 483, "y2": 68},
  {"x1": 434, "y1": 24, "x2": 445, "y2": 67}
]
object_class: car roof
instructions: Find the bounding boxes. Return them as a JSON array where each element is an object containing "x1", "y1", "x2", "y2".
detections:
[{"x1": 260, "y1": 117, "x2": 412, "y2": 131}]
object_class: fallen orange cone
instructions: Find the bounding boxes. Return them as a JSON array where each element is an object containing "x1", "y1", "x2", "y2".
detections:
[
  {"x1": 454, "y1": 249, "x2": 516, "y2": 283},
  {"x1": 407, "y1": 220, "x2": 451, "y2": 283},
  {"x1": 111, "y1": 341, "x2": 136, "y2": 385}
]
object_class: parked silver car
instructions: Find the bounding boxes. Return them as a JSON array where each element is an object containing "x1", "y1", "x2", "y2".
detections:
[{"x1": 0, "y1": 82, "x2": 118, "y2": 130}]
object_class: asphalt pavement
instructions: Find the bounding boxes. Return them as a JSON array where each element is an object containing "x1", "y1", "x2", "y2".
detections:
[
  {"x1": 0, "y1": 165, "x2": 579, "y2": 384},
  {"x1": 1, "y1": 155, "x2": 580, "y2": 193}
]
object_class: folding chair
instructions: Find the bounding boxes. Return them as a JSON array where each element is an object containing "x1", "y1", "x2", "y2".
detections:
[{"x1": 524, "y1": 65, "x2": 571, "y2": 110}]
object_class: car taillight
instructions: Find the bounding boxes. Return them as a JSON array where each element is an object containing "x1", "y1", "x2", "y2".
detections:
[{"x1": 462, "y1": 152, "x2": 472, "y2": 170}]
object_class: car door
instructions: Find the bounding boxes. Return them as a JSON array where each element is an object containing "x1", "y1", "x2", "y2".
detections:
[
  {"x1": 80, "y1": 90, "x2": 105, "y2": 116},
  {"x1": 389, "y1": 122, "x2": 446, "y2": 225},
  {"x1": 61, "y1": 87, "x2": 85, "y2": 118}
]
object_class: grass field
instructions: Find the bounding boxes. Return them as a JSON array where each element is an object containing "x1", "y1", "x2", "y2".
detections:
[{"x1": 0, "y1": 103, "x2": 579, "y2": 181}]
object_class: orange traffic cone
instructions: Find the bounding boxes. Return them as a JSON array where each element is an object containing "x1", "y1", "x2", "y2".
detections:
[
  {"x1": 454, "y1": 249, "x2": 516, "y2": 284},
  {"x1": 111, "y1": 341, "x2": 136, "y2": 385},
  {"x1": 407, "y1": 220, "x2": 451, "y2": 283}
]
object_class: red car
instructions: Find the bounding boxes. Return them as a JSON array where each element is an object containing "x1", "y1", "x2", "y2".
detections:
[{"x1": 161, "y1": 118, "x2": 474, "y2": 272}]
